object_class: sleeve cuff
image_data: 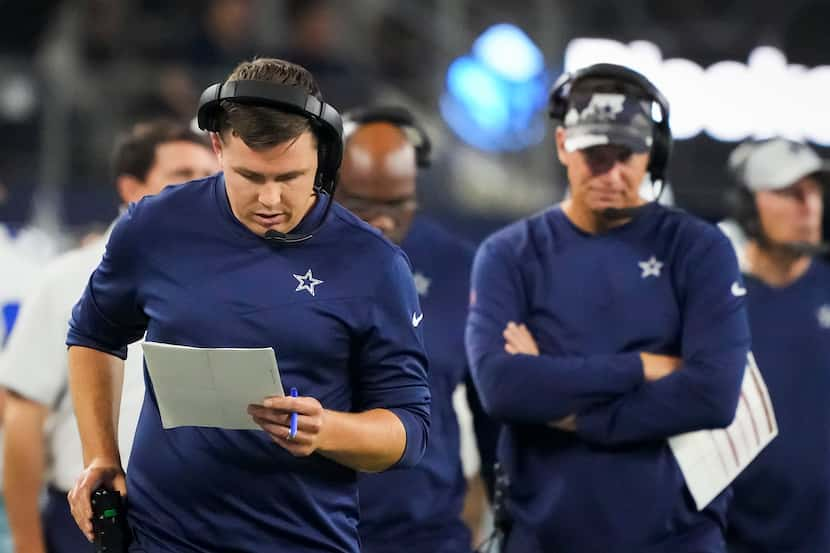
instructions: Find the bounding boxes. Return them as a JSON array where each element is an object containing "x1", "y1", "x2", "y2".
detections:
[
  {"x1": 387, "y1": 406, "x2": 429, "y2": 469},
  {"x1": 606, "y1": 351, "x2": 644, "y2": 389},
  {"x1": 66, "y1": 331, "x2": 128, "y2": 360},
  {"x1": 575, "y1": 352, "x2": 644, "y2": 443}
]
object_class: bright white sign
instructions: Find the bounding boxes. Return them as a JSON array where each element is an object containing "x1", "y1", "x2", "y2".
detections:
[{"x1": 564, "y1": 39, "x2": 830, "y2": 144}]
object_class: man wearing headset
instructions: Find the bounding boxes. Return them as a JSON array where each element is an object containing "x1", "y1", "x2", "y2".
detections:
[
  {"x1": 64, "y1": 58, "x2": 430, "y2": 553},
  {"x1": 336, "y1": 107, "x2": 498, "y2": 553},
  {"x1": 724, "y1": 138, "x2": 830, "y2": 553},
  {"x1": 465, "y1": 63, "x2": 750, "y2": 553}
]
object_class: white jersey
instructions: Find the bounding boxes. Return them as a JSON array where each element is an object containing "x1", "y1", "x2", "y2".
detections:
[
  {"x1": 0, "y1": 225, "x2": 60, "y2": 266},
  {"x1": 0, "y1": 233, "x2": 145, "y2": 491},
  {"x1": 0, "y1": 229, "x2": 48, "y2": 490},
  {"x1": 0, "y1": 223, "x2": 61, "y2": 346},
  {"x1": 0, "y1": 238, "x2": 42, "y2": 348}
]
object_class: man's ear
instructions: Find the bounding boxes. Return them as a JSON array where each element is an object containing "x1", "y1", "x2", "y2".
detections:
[
  {"x1": 116, "y1": 175, "x2": 144, "y2": 205},
  {"x1": 210, "y1": 132, "x2": 224, "y2": 163},
  {"x1": 555, "y1": 127, "x2": 569, "y2": 165}
]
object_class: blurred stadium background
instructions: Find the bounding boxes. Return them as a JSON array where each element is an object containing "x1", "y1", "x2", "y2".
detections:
[{"x1": 1, "y1": 0, "x2": 829, "y2": 247}]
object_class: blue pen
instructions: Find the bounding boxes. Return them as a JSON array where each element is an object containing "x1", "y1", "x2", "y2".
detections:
[{"x1": 289, "y1": 387, "x2": 298, "y2": 439}]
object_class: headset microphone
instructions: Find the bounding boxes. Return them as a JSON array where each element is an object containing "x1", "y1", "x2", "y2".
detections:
[
  {"x1": 261, "y1": 191, "x2": 335, "y2": 245},
  {"x1": 602, "y1": 206, "x2": 649, "y2": 220},
  {"x1": 775, "y1": 241, "x2": 830, "y2": 257}
]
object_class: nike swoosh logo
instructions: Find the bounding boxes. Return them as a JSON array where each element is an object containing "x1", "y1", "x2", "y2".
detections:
[
  {"x1": 411, "y1": 312, "x2": 424, "y2": 327},
  {"x1": 731, "y1": 281, "x2": 747, "y2": 297}
]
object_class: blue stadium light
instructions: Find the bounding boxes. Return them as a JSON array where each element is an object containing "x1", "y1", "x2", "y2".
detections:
[
  {"x1": 441, "y1": 23, "x2": 549, "y2": 152},
  {"x1": 446, "y1": 56, "x2": 510, "y2": 132},
  {"x1": 472, "y1": 23, "x2": 545, "y2": 82}
]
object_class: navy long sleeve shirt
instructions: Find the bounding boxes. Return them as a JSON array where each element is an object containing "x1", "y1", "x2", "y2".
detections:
[
  {"x1": 358, "y1": 217, "x2": 497, "y2": 553},
  {"x1": 66, "y1": 174, "x2": 431, "y2": 553},
  {"x1": 465, "y1": 203, "x2": 750, "y2": 553},
  {"x1": 727, "y1": 258, "x2": 830, "y2": 553}
]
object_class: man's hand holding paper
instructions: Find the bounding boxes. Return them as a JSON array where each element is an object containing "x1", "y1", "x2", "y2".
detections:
[{"x1": 248, "y1": 395, "x2": 326, "y2": 457}]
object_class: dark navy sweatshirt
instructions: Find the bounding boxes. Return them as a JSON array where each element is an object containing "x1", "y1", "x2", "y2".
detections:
[
  {"x1": 727, "y1": 258, "x2": 830, "y2": 553},
  {"x1": 66, "y1": 174, "x2": 431, "y2": 553},
  {"x1": 465, "y1": 203, "x2": 750, "y2": 553},
  {"x1": 359, "y1": 217, "x2": 497, "y2": 553}
]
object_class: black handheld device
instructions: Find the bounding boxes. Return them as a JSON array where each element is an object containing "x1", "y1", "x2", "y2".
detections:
[{"x1": 91, "y1": 487, "x2": 130, "y2": 552}]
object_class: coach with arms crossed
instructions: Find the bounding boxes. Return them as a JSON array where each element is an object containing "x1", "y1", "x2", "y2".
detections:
[{"x1": 465, "y1": 63, "x2": 750, "y2": 553}]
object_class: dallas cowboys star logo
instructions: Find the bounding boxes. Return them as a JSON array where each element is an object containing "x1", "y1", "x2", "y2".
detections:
[
  {"x1": 818, "y1": 304, "x2": 830, "y2": 329},
  {"x1": 293, "y1": 268, "x2": 323, "y2": 296},
  {"x1": 413, "y1": 271, "x2": 431, "y2": 297},
  {"x1": 639, "y1": 256, "x2": 663, "y2": 278}
]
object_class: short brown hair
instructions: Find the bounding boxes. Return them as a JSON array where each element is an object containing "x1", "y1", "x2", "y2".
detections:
[
  {"x1": 112, "y1": 119, "x2": 208, "y2": 181},
  {"x1": 218, "y1": 58, "x2": 321, "y2": 150}
]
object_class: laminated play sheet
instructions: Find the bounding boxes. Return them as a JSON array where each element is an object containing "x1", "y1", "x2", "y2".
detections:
[{"x1": 141, "y1": 342, "x2": 284, "y2": 431}]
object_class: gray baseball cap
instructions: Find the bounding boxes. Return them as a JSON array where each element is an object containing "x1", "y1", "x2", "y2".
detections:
[
  {"x1": 728, "y1": 138, "x2": 830, "y2": 192},
  {"x1": 563, "y1": 91, "x2": 654, "y2": 153}
]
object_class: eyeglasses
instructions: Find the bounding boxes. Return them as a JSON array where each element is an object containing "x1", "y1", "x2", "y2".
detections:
[
  {"x1": 580, "y1": 145, "x2": 635, "y2": 175},
  {"x1": 337, "y1": 192, "x2": 418, "y2": 218}
]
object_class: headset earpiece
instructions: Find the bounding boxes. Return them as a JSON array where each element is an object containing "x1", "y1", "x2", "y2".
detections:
[
  {"x1": 727, "y1": 185, "x2": 761, "y2": 240},
  {"x1": 726, "y1": 140, "x2": 768, "y2": 241}
]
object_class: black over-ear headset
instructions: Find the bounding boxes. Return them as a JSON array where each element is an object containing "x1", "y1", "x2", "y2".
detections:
[
  {"x1": 726, "y1": 140, "x2": 765, "y2": 241},
  {"x1": 549, "y1": 63, "x2": 673, "y2": 197},
  {"x1": 343, "y1": 105, "x2": 432, "y2": 168},
  {"x1": 197, "y1": 79, "x2": 344, "y2": 244}
]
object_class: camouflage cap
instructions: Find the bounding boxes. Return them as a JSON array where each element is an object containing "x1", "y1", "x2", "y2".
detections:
[{"x1": 563, "y1": 91, "x2": 654, "y2": 153}]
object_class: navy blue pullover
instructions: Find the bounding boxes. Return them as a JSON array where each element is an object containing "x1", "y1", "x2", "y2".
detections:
[
  {"x1": 66, "y1": 174, "x2": 431, "y2": 553},
  {"x1": 728, "y1": 258, "x2": 830, "y2": 553},
  {"x1": 466, "y1": 203, "x2": 750, "y2": 553}
]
